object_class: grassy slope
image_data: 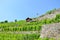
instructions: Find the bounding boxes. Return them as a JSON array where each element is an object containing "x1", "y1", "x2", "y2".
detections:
[
  {"x1": 0, "y1": 9, "x2": 60, "y2": 40},
  {"x1": 0, "y1": 20, "x2": 42, "y2": 31},
  {"x1": 0, "y1": 13, "x2": 60, "y2": 40},
  {"x1": 0, "y1": 20, "x2": 42, "y2": 40}
]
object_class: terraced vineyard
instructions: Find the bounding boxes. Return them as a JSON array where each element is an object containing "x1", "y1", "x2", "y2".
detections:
[
  {"x1": 0, "y1": 33, "x2": 40, "y2": 40},
  {"x1": 0, "y1": 21, "x2": 42, "y2": 31},
  {"x1": 0, "y1": 9, "x2": 60, "y2": 40},
  {"x1": 0, "y1": 20, "x2": 42, "y2": 40}
]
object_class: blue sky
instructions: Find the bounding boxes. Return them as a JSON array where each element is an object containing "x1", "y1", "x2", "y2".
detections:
[{"x1": 0, "y1": 0, "x2": 60, "y2": 21}]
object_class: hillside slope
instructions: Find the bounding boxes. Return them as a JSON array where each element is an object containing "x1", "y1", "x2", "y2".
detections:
[
  {"x1": 39, "y1": 8, "x2": 60, "y2": 40},
  {"x1": 37, "y1": 8, "x2": 60, "y2": 20},
  {"x1": 0, "y1": 8, "x2": 60, "y2": 40}
]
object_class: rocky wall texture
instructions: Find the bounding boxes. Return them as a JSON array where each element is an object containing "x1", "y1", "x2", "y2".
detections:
[{"x1": 40, "y1": 23, "x2": 60, "y2": 40}]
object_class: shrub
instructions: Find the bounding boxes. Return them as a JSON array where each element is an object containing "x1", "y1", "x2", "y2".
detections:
[{"x1": 4, "y1": 20, "x2": 8, "y2": 23}]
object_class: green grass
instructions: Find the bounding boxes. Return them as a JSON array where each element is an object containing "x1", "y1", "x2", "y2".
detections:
[
  {"x1": 0, "y1": 20, "x2": 42, "y2": 31},
  {"x1": 0, "y1": 33, "x2": 40, "y2": 40}
]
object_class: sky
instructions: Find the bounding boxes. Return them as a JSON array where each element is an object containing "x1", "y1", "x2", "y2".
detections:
[{"x1": 0, "y1": 0, "x2": 60, "y2": 21}]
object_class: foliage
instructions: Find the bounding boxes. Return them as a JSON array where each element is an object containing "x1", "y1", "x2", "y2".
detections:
[
  {"x1": 0, "y1": 33, "x2": 40, "y2": 40},
  {"x1": 4, "y1": 20, "x2": 8, "y2": 23},
  {"x1": 46, "y1": 8, "x2": 56, "y2": 14},
  {"x1": 15, "y1": 19, "x2": 17, "y2": 22}
]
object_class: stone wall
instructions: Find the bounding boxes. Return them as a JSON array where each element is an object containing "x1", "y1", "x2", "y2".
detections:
[{"x1": 40, "y1": 23, "x2": 60, "y2": 39}]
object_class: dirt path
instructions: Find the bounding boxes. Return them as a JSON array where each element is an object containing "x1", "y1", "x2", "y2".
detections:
[{"x1": 0, "y1": 31, "x2": 40, "y2": 34}]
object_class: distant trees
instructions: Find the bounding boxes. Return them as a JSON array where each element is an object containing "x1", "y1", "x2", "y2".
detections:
[
  {"x1": 4, "y1": 20, "x2": 8, "y2": 23},
  {"x1": 15, "y1": 19, "x2": 17, "y2": 22},
  {"x1": 0, "y1": 22, "x2": 4, "y2": 23},
  {"x1": 0, "y1": 19, "x2": 18, "y2": 23},
  {"x1": 0, "y1": 20, "x2": 8, "y2": 23}
]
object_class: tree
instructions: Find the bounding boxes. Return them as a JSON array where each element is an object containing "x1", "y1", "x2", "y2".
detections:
[
  {"x1": 15, "y1": 19, "x2": 17, "y2": 22},
  {"x1": 0, "y1": 22, "x2": 4, "y2": 23},
  {"x1": 4, "y1": 20, "x2": 8, "y2": 23}
]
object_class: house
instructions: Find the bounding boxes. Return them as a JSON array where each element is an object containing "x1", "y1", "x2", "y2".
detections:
[{"x1": 26, "y1": 17, "x2": 32, "y2": 22}]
